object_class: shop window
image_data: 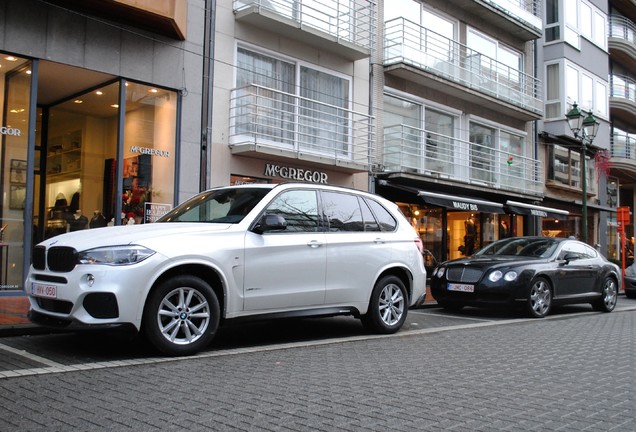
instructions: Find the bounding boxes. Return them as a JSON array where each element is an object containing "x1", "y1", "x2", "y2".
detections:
[{"x1": 119, "y1": 82, "x2": 177, "y2": 224}]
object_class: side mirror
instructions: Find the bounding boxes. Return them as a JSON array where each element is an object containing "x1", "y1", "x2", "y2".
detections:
[{"x1": 252, "y1": 214, "x2": 287, "y2": 234}]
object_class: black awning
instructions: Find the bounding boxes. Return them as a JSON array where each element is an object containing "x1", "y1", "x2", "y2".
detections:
[
  {"x1": 418, "y1": 191, "x2": 505, "y2": 214},
  {"x1": 377, "y1": 180, "x2": 505, "y2": 213},
  {"x1": 505, "y1": 200, "x2": 569, "y2": 220}
]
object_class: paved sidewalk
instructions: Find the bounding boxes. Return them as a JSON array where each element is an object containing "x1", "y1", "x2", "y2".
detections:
[{"x1": 0, "y1": 307, "x2": 634, "y2": 431}]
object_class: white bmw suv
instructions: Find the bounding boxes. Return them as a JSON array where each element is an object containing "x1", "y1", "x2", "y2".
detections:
[{"x1": 27, "y1": 183, "x2": 427, "y2": 355}]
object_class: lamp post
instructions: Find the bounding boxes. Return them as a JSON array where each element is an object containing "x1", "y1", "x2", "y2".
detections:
[{"x1": 565, "y1": 102, "x2": 599, "y2": 243}]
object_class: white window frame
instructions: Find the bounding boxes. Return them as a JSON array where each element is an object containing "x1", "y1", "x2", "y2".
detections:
[
  {"x1": 544, "y1": 59, "x2": 608, "y2": 120},
  {"x1": 234, "y1": 43, "x2": 354, "y2": 155},
  {"x1": 562, "y1": 0, "x2": 607, "y2": 50}
]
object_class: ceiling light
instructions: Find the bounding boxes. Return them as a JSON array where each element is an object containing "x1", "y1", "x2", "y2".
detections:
[
  {"x1": 149, "y1": 88, "x2": 158, "y2": 93},
  {"x1": 74, "y1": 100, "x2": 83, "y2": 104},
  {"x1": 111, "y1": 104, "x2": 119, "y2": 108},
  {"x1": 5, "y1": 56, "x2": 18, "y2": 61},
  {"x1": 26, "y1": 70, "x2": 31, "y2": 75},
  {"x1": 96, "y1": 90, "x2": 103, "y2": 95}
]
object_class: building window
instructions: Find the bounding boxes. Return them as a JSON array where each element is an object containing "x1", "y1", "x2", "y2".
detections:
[
  {"x1": 544, "y1": 60, "x2": 608, "y2": 119},
  {"x1": 235, "y1": 46, "x2": 352, "y2": 157},
  {"x1": 559, "y1": 0, "x2": 607, "y2": 49},
  {"x1": 548, "y1": 144, "x2": 595, "y2": 193}
]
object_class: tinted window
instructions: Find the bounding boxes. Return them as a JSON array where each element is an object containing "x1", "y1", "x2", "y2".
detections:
[
  {"x1": 365, "y1": 198, "x2": 397, "y2": 231},
  {"x1": 321, "y1": 191, "x2": 364, "y2": 232},
  {"x1": 264, "y1": 190, "x2": 319, "y2": 232},
  {"x1": 561, "y1": 241, "x2": 597, "y2": 260},
  {"x1": 477, "y1": 237, "x2": 559, "y2": 258}
]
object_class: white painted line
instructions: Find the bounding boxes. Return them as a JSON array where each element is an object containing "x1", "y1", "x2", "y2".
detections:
[{"x1": 0, "y1": 342, "x2": 64, "y2": 368}]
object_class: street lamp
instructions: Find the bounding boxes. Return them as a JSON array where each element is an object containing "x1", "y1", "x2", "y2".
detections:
[{"x1": 565, "y1": 102, "x2": 599, "y2": 243}]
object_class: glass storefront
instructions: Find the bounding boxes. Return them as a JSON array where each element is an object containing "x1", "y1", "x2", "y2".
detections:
[
  {"x1": 1, "y1": 55, "x2": 180, "y2": 326},
  {"x1": 397, "y1": 200, "x2": 524, "y2": 266}
]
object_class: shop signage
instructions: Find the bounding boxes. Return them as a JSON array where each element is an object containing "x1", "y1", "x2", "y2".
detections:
[
  {"x1": 452, "y1": 201, "x2": 479, "y2": 211},
  {"x1": 130, "y1": 145, "x2": 170, "y2": 158},
  {"x1": 530, "y1": 209, "x2": 548, "y2": 217},
  {"x1": 264, "y1": 163, "x2": 328, "y2": 183},
  {"x1": 0, "y1": 126, "x2": 21, "y2": 136},
  {"x1": 144, "y1": 202, "x2": 172, "y2": 224}
]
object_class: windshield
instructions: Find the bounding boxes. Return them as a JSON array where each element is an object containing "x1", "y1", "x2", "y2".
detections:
[
  {"x1": 476, "y1": 237, "x2": 559, "y2": 258},
  {"x1": 158, "y1": 187, "x2": 271, "y2": 223}
]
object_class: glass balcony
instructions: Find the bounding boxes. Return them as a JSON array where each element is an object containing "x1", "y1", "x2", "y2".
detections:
[
  {"x1": 609, "y1": 15, "x2": 636, "y2": 71},
  {"x1": 384, "y1": 18, "x2": 542, "y2": 120},
  {"x1": 229, "y1": 84, "x2": 375, "y2": 172},
  {"x1": 477, "y1": 0, "x2": 542, "y2": 38},
  {"x1": 383, "y1": 124, "x2": 543, "y2": 196},
  {"x1": 611, "y1": 130, "x2": 636, "y2": 161},
  {"x1": 233, "y1": 0, "x2": 374, "y2": 60}
]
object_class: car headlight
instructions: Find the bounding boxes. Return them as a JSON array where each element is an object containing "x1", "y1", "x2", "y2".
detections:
[
  {"x1": 488, "y1": 270, "x2": 518, "y2": 282},
  {"x1": 435, "y1": 267, "x2": 446, "y2": 278},
  {"x1": 78, "y1": 245, "x2": 155, "y2": 265}
]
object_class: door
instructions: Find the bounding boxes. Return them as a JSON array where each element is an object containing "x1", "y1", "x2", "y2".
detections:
[
  {"x1": 243, "y1": 189, "x2": 327, "y2": 310},
  {"x1": 554, "y1": 241, "x2": 599, "y2": 297}
]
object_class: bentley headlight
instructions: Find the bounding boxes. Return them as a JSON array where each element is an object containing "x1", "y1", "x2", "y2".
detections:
[
  {"x1": 488, "y1": 270, "x2": 503, "y2": 282},
  {"x1": 78, "y1": 245, "x2": 155, "y2": 265},
  {"x1": 435, "y1": 267, "x2": 446, "y2": 278},
  {"x1": 504, "y1": 271, "x2": 518, "y2": 281}
]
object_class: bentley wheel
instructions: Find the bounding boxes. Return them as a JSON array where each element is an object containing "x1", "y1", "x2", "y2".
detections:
[
  {"x1": 526, "y1": 277, "x2": 551, "y2": 318},
  {"x1": 592, "y1": 277, "x2": 617, "y2": 312},
  {"x1": 143, "y1": 275, "x2": 220, "y2": 356},
  {"x1": 361, "y1": 275, "x2": 408, "y2": 334}
]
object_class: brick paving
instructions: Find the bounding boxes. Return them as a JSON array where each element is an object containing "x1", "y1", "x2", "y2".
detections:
[{"x1": 0, "y1": 309, "x2": 634, "y2": 431}]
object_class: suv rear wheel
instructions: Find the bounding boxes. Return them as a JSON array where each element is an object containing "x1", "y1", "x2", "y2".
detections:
[{"x1": 361, "y1": 275, "x2": 408, "y2": 334}]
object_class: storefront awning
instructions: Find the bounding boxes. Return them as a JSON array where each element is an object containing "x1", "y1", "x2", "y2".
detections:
[
  {"x1": 505, "y1": 200, "x2": 569, "y2": 219},
  {"x1": 417, "y1": 190, "x2": 505, "y2": 214}
]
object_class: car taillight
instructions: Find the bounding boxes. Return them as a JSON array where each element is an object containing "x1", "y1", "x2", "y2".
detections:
[{"x1": 414, "y1": 237, "x2": 424, "y2": 254}]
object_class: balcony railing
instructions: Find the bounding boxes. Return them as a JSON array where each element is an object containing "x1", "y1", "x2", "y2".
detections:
[
  {"x1": 611, "y1": 74, "x2": 636, "y2": 102},
  {"x1": 609, "y1": 15, "x2": 636, "y2": 44},
  {"x1": 611, "y1": 130, "x2": 636, "y2": 161},
  {"x1": 233, "y1": 0, "x2": 375, "y2": 51},
  {"x1": 481, "y1": 0, "x2": 542, "y2": 32},
  {"x1": 230, "y1": 84, "x2": 374, "y2": 169},
  {"x1": 384, "y1": 18, "x2": 542, "y2": 115},
  {"x1": 383, "y1": 124, "x2": 542, "y2": 196}
]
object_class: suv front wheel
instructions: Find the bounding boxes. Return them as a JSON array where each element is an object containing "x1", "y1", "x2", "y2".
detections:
[
  {"x1": 361, "y1": 275, "x2": 408, "y2": 334},
  {"x1": 143, "y1": 275, "x2": 220, "y2": 356}
]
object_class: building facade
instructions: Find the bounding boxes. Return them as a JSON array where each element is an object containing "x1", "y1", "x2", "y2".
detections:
[{"x1": 372, "y1": 0, "x2": 554, "y2": 268}]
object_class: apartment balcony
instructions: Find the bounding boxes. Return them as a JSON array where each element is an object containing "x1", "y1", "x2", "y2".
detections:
[
  {"x1": 610, "y1": 74, "x2": 636, "y2": 126},
  {"x1": 609, "y1": 15, "x2": 636, "y2": 72},
  {"x1": 233, "y1": 0, "x2": 374, "y2": 61},
  {"x1": 456, "y1": 0, "x2": 542, "y2": 40},
  {"x1": 384, "y1": 18, "x2": 543, "y2": 121},
  {"x1": 383, "y1": 124, "x2": 543, "y2": 197},
  {"x1": 229, "y1": 85, "x2": 375, "y2": 173},
  {"x1": 610, "y1": 131, "x2": 636, "y2": 177}
]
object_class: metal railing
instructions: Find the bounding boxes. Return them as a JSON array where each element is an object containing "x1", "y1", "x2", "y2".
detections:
[
  {"x1": 230, "y1": 84, "x2": 374, "y2": 167},
  {"x1": 383, "y1": 124, "x2": 543, "y2": 195},
  {"x1": 480, "y1": 0, "x2": 542, "y2": 31},
  {"x1": 609, "y1": 15, "x2": 636, "y2": 44},
  {"x1": 611, "y1": 130, "x2": 636, "y2": 161},
  {"x1": 610, "y1": 74, "x2": 636, "y2": 103},
  {"x1": 233, "y1": 0, "x2": 375, "y2": 50},
  {"x1": 384, "y1": 18, "x2": 542, "y2": 115}
]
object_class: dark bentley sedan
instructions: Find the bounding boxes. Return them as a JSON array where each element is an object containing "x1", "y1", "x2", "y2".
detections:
[{"x1": 430, "y1": 237, "x2": 620, "y2": 318}]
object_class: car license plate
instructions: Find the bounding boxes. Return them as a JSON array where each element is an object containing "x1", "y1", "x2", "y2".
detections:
[
  {"x1": 447, "y1": 283, "x2": 474, "y2": 293},
  {"x1": 31, "y1": 283, "x2": 57, "y2": 299}
]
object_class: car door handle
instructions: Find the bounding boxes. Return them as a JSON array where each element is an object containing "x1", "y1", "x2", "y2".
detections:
[
  {"x1": 307, "y1": 240, "x2": 323, "y2": 248},
  {"x1": 374, "y1": 238, "x2": 385, "y2": 244}
]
